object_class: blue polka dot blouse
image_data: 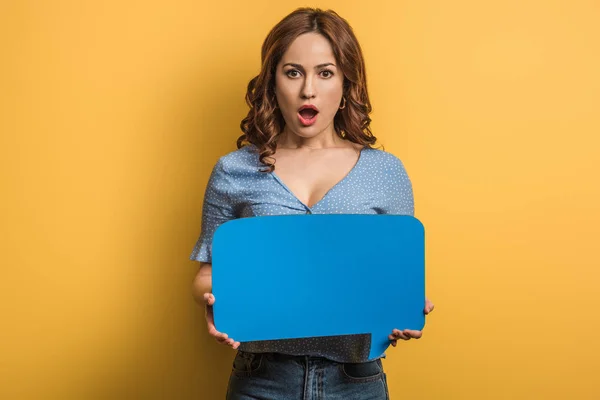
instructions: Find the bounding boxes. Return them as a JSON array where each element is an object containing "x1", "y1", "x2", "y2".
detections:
[{"x1": 190, "y1": 143, "x2": 415, "y2": 362}]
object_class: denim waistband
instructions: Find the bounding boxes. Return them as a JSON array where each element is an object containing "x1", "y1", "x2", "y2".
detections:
[{"x1": 240, "y1": 351, "x2": 380, "y2": 365}]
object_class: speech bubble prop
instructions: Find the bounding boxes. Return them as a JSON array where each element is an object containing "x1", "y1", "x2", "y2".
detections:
[{"x1": 212, "y1": 214, "x2": 425, "y2": 360}]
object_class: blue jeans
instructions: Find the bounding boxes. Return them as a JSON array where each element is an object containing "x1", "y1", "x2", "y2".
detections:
[{"x1": 226, "y1": 351, "x2": 390, "y2": 399}]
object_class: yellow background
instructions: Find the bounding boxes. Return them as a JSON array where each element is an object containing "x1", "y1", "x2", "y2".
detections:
[{"x1": 2, "y1": 0, "x2": 599, "y2": 398}]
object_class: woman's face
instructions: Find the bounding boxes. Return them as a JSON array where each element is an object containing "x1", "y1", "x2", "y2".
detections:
[{"x1": 274, "y1": 32, "x2": 345, "y2": 141}]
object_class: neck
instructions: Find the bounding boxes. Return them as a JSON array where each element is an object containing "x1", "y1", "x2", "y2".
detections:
[{"x1": 277, "y1": 126, "x2": 345, "y2": 150}]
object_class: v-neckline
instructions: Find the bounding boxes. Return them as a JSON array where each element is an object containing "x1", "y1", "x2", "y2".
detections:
[{"x1": 269, "y1": 146, "x2": 366, "y2": 211}]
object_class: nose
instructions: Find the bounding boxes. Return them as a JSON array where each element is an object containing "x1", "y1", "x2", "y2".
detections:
[{"x1": 301, "y1": 75, "x2": 316, "y2": 99}]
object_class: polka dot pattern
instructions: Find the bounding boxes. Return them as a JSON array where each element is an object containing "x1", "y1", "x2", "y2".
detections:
[{"x1": 189, "y1": 143, "x2": 414, "y2": 362}]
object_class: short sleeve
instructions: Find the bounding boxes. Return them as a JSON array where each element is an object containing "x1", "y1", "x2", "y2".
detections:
[
  {"x1": 380, "y1": 157, "x2": 415, "y2": 216},
  {"x1": 189, "y1": 158, "x2": 237, "y2": 263}
]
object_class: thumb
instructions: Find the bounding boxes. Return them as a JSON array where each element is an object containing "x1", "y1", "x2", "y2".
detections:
[{"x1": 205, "y1": 303, "x2": 219, "y2": 336}]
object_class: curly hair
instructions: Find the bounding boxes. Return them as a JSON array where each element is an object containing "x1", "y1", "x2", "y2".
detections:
[{"x1": 236, "y1": 7, "x2": 381, "y2": 172}]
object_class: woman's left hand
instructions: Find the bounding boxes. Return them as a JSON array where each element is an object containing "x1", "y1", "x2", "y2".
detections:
[{"x1": 389, "y1": 297, "x2": 434, "y2": 347}]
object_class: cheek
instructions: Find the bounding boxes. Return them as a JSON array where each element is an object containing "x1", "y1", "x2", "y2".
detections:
[
  {"x1": 275, "y1": 87, "x2": 298, "y2": 113},
  {"x1": 274, "y1": 79, "x2": 290, "y2": 100},
  {"x1": 321, "y1": 85, "x2": 344, "y2": 111},
  {"x1": 321, "y1": 76, "x2": 344, "y2": 97}
]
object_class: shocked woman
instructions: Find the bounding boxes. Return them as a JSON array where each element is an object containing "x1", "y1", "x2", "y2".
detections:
[{"x1": 190, "y1": 7, "x2": 434, "y2": 399}]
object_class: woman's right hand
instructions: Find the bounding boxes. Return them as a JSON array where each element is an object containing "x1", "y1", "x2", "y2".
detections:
[{"x1": 203, "y1": 293, "x2": 240, "y2": 349}]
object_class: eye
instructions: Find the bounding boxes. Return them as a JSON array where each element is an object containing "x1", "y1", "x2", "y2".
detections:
[
  {"x1": 321, "y1": 70, "x2": 334, "y2": 78},
  {"x1": 286, "y1": 69, "x2": 300, "y2": 78}
]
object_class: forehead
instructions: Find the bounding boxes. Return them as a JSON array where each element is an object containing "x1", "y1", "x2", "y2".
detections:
[{"x1": 280, "y1": 32, "x2": 335, "y2": 64}]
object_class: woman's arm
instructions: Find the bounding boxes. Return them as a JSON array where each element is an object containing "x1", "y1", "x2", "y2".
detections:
[
  {"x1": 192, "y1": 262, "x2": 239, "y2": 348},
  {"x1": 192, "y1": 262, "x2": 212, "y2": 306}
]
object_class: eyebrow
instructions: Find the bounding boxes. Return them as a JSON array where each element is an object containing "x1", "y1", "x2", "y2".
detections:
[{"x1": 282, "y1": 62, "x2": 336, "y2": 70}]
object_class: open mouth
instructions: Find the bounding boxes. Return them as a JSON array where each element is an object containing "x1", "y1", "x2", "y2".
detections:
[{"x1": 298, "y1": 108, "x2": 319, "y2": 126}]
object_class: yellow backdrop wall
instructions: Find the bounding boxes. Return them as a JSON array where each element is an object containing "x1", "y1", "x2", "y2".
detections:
[{"x1": 1, "y1": 0, "x2": 599, "y2": 398}]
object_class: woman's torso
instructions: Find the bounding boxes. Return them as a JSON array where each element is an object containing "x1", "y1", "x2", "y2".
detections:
[{"x1": 203, "y1": 142, "x2": 414, "y2": 362}]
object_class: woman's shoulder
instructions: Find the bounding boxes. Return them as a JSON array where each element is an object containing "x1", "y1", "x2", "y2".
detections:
[
  {"x1": 363, "y1": 145, "x2": 408, "y2": 172},
  {"x1": 215, "y1": 144, "x2": 260, "y2": 173},
  {"x1": 206, "y1": 145, "x2": 259, "y2": 194}
]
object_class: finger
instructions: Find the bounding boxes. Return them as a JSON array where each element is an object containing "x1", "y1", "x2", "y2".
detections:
[
  {"x1": 233, "y1": 341, "x2": 241, "y2": 349},
  {"x1": 391, "y1": 340, "x2": 397, "y2": 347},
  {"x1": 404, "y1": 329, "x2": 423, "y2": 339},
  {"x1": 206, "y1": 317, "x2": 218, "y2": 336},
  {"x1": 207, "y1": 326, "x2": 220, "y2": 337},
  {"x1": 205, "y1": 304, "x2": 226, "y2": 342},
  {"x1": 424, "y1": 298, "x2": 434, "y2": 314},
  {"x1": 206, "y1": 313, "x2": 227, "y2": 342},
  {"x1": 205, "y1": 306, "x2": 221, "y2": 337},
  {"x1": 214, "y1": 332, "x2": 226, "y2": 342},
  {"x1": 392, "y1": 329, "x2": 409, "y2": 340},
  {"x1": 216, "y1": 334, "x2": 229, "y2": 344},
  {"x1": 220, "y1": 338, "x2": 236, "y2": 347},
  {"x1": 215, "y1": 336, "x2": 226, "y2": 343},
  {"x1": 208, "y1": 327, "x2": 224, "y2": 340},
  {"x1": 203, "y1": 293, "x2": 216, "y2": 306},
  {"x1": 203, "y1": 293, "x2": 215, "y2": 306},
  {"x1": 393, "y1": 330, "x2": 411, "y2": 340}
]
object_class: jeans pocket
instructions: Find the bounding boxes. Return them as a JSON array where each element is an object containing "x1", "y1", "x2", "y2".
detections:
[
  {"x1": 231, "y1": 351, "x2": 264, "y2": 377},
  {"x1": 339, "y1": 358, "x2": 384, "y2": 383}
]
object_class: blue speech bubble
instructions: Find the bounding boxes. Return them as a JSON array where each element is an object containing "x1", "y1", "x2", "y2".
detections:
[{"x1": 212, "y1": 214, "x2": 425, "y2": 360}]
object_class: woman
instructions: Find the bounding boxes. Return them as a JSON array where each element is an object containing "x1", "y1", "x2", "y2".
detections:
[{"x1": 191, "y1": 7, "x2": 434, "y2": 399}]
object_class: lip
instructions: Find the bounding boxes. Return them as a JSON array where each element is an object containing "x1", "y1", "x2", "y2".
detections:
[
  {"x1": 297, "y1": 104, "x2": 319, "y2": 126},
  {"x1": 298, "y1": 104, "x2": 319, "y2": 112},
  {"x1": 298, "y1": 112, "x2": 318, "y2": 126}
]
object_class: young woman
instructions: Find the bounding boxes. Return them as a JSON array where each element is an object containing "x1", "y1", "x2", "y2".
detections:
[{"x1": 191, "y1": 7, "x2": 434, "y2": 399}]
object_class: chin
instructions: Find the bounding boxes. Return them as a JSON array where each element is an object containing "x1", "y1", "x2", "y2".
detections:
[{"x1": 291, "y1": 127, "x2": 322, "y2": 137}]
